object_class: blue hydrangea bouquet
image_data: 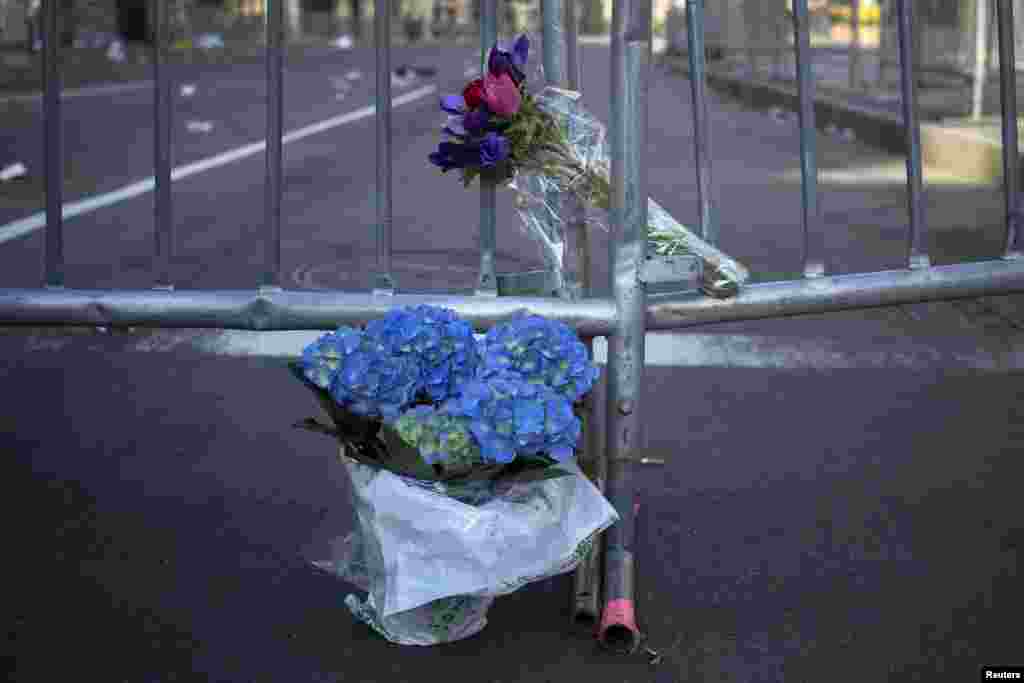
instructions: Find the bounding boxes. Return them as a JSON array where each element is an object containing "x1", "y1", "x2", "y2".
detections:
[
  {"x1": 290, "y1": 304, "x2": 601, "y2": 490},
  {"x1": 293, "y1": 305, "x2": 617, "y2": 645}
]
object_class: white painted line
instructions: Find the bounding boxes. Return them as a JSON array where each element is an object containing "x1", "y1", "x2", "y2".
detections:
[
  {"x1": 185, "y1": 120, "x2": 215, "y2": 133},
  {"x1": 0, "y1": 85, "x2": 438, "y2": 245},
  {"x1": 0, "y1": 80, "x2": 154, "y2": 104},
  {"x1": 167, "y1": 329, "x2": 1018, "y2": 371}
]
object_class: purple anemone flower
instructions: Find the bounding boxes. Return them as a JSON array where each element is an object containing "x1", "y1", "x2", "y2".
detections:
[
  {"x1": 463, "y1": 107, "x2": 489, "y2": 134},
  {"x1": 429, "y1": 141, "x2": 480, "y2": 172},
  {"x1": 479, "y1": 133, "x2": 509, "y2": 167},
  {"x1": 488, "y1": 34, "x2": 530, "y2": 83},
  {"x1": 443, "y1": 115, "x2": 468, "y2": 138},
  {"x1": 441, "y1": 95, "x2": 466, "y2": 115}
]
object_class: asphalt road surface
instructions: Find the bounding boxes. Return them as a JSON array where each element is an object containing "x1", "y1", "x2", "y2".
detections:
[{"x1": 3, "y1": 44, "x2": 1023, "y2": 682}]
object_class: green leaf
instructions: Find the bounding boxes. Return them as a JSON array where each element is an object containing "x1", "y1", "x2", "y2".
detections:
[
  {"x1": 461, "y1": 166, "x2": 481, "y2": 188},
  {"x1": 376, "y1": 423, "x2": 442, "y2": 481},
  {"x1": 293, "y1": 416, "x2": 341, "y2": 439},
  {"x1": 286, "y1": 360, "x2": 380, "y2": 444},
  {"x1": 498, "y1": 466, "x2": 574, "y2": 486}
]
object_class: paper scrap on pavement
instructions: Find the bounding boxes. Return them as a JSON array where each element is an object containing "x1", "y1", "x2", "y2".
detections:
[
  {"x1": 106, "y1": 40, "x2": 126, "y2": 62},
  {"x1": 180, "y1": 84, "x2": 197, "y2": 97},
  {"x1": 344, "y1": 69, "x2": 363, "y2": 81},
  {"x1": 196, "y1": 34, "x2": 225, "y2": 49},
  {"x1": 186, "y1": 120, "x2": 214, "y2": 133},
  {"x1": 333, "y1": 35, "x2": 354, "y2": 50},
  {"x1": 0, "y1": 162, "x2": 28, "y2": 182},
  {"x1": 391, "y1": 68, "x2": 417, "y2": 89}
]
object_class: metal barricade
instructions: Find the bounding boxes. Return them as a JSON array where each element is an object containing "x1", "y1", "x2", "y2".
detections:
[{"x1": 3, "y1": 0, "x2": 1024, "y2": 655}]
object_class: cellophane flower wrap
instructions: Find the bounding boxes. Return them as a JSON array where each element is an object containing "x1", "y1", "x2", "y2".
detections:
[
  {"x1": 429, "y1": 33, "x2": 750, "y2": 299},
  {"x1": 291, "y1": 305, "x2": 617, "y2": 646}
]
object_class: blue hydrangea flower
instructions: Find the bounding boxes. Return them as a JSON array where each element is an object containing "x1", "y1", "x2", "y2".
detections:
[
  {"x1": 441, "y1": 377, "x2": 581, "y2": 463},
  {"x1": 300, "y1": 328, "x2": 420, "y2": 423},
  {"x1": 393, "y1": 405, "x2": 481, "y2": 468},
  {"x1": 476, "y1": 314, "x2": 601, "y2": 403},
  {"x1": 300, "y1": 327, "x2": 363, "y2": 390},
  {"x1": 365, "y1": 305, "x2": 481, "y2": 404}
]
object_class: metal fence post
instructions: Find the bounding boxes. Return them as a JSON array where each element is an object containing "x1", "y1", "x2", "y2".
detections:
[
  {"x1": 374, "y1": 0, "x2": 396, "y2": 295},
  {"x1": 686, "y1": 0, "x2": 719, "y2": 246},
  {"x1": 154, "y1": 0, "x2": 175, "y2": 290},
  {"x1": 599, "y1": 0, "x2": 648, "y2": 655},
  {"x1": 896, "y1": 0, "x2": 930, "y2": 270},
  {"x1": 972, "y1": 0, "x2": 991, "y2": 121},
  {"x1": 477, "y1": 0, "x2": 498, "y2": 296},
  {"x1": 264, "y1": 0, "x2": 285, "y2": 290},
  {"x1": 849, "y1": 0, "x2": 862, "y2": 89},
  {"x1": 792, "y1": 0, "x2": 825, "y2": 278},
  {"x1": 997, "y1": 0, "x2": 1021, "y2": 259},
  {"x1": 42, "y1": 0, "x2": 63, "y2": 288}
]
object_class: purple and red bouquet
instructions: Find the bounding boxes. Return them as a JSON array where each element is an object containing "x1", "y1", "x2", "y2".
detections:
[
  {"x1": 428, "y1": 35, "x2": 529, "y2": 183},
  {"x1": 428, "y1": 34, "x2": 605, "y2": 195},
  {"x1": 429, "y1": 34, "x2": 749, "y2": 299}
]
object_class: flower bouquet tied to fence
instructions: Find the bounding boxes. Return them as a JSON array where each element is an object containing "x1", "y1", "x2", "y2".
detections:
[
  {"x1": 292, "y1": 305, "x2": 617, "y2": 645},
  {"x1": 429, "y1": 34, "x2": 749, "y2": 298}
]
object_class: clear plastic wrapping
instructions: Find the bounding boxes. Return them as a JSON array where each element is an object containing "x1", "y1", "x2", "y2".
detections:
[
  {"x1": 312, "y1": 448, "x2": 618, "y2": 646},
  {"x1": 508, "y1": 86, "x2": 750, "y2": 299}
]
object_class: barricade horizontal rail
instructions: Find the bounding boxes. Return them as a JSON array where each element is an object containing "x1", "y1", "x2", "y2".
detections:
[
  {"x1": 0, "y1": 289, "x2": 619, "y2": 336},
  {"x1": 5, "y1": 257, "x2": 1024, "y2": 334}
]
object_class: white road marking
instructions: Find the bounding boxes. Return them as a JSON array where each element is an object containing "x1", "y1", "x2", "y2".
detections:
[
  {"x1": 92, "y1": 329, "x2": 1017, "y2": 371},
  {"x1": 12, "y1": 324, "x2": 1022, "y2": 371},
  {"x1": 185, "y1": 120, "x2": 215, "y2": 133},
  {"x1": 0, "y1": 80, "x2": 154, "y2": 104},
  {"x1": 0, "y1": 85, "x2": 438, "y2": 245}
]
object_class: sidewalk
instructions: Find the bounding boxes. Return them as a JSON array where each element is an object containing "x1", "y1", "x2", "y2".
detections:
[
  {"x1": 0, "y1": 25, "x2": 478, "y2": 100},
  {"x1": 662, "y1": 46, "x2": 1024, "y2": 186}
]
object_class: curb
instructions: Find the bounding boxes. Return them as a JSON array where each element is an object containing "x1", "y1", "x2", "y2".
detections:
[{"x1": 661, "y1": 55, "x2": 1024, "y2": 188}]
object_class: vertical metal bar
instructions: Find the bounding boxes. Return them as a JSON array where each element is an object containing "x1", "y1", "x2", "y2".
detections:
[
  {"x1": 972, "y1": 0, "x2": 990, "y2": 121},
  {"x1": 542, "y1": 0, "x2": 565, "y2": 85},
  {"x1": 848, "y1": 0, "x2": 861, "y2": 89},
  {"x1": 997, "y1": 0, "x2": 1022, "y2": 258},
  {"x1": 686, "y1": 0, "x2": 718, "y2": 246},
  {"x1": 561, "y1": 0, "x2": 600, "y2": 616},
  {"x1": 572, "y1": 335, "x2": 603, "y2": 625},
  {"x1": 896, "y1": 0, "x2": 930, "y2": 270},
  {"x1": 373, "y1": 0, "x2": 395, "y2": 294},
  {"x1": 477, "y1": 0, "x2": 498, "y2": 296},
  {"x1": 42, "y1": 0, "x2": 63, "y2": 287},
  {"x1": 599, "y1": 0, "x2": 648, "y2": 656},
  {"x1": 154, "y1": 0, "x2": 174, "y2": 289},
  {"x1": 565, "y1": 0, "x2": 581, "y2": 91},
  {"x1": 878, "y1": 0, "x2": 889, "y2": 86},
  {"x1": 263, "y1": 0, "x2": 285, "y2": 289},
  {"x1": 542, "y1": 0, "x2": 579, "y2": 301},
  {"x1": 791, "y1": 0, "x2": 824, "y2": 278},
  {"x1": 773, "y1": 6, "x2": 785, "y2": 80}
]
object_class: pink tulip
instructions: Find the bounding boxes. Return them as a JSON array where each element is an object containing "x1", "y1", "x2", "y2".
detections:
[{"x1": 481, "y1": 71, "x2": 521, "y2": 117}]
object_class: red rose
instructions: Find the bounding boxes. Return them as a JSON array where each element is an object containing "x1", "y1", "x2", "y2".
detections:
[{"x1": 462, "y1": 79, "x2": 485, "y2": 109}]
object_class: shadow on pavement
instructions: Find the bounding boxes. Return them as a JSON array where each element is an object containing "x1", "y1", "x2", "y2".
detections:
[{"x1": 4, "y1": 333, "x2": 1023, "y2": 681}]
